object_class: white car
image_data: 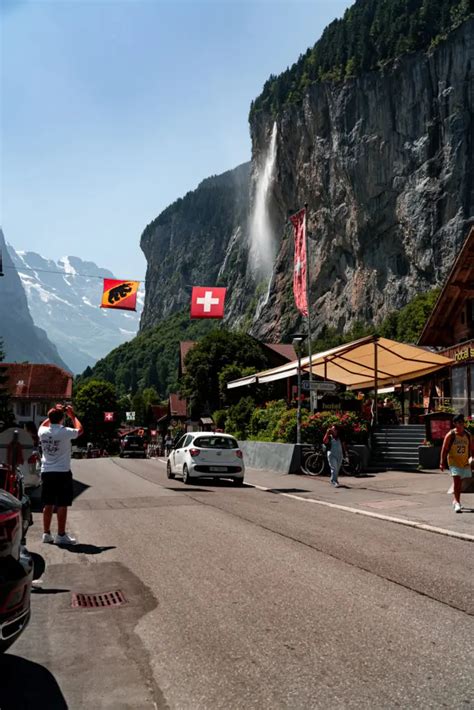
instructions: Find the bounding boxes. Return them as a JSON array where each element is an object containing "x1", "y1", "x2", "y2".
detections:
[{"x1": 167, "y1": 432, "x2": 245, "y2": 485}]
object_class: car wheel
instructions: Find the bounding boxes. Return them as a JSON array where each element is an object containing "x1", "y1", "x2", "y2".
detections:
[
  {"x1": 183, "y1": 465, "x2": 191, "y2": 484},
  {"x1": 166, "y1": 461, "x2": 175, "y2": 479},
  {"x1": 119, "y1": 453, "x2": 123, "y2": 458},
  {"x1": 234, "y1": 478, "x2": 244, "y2": 486}
]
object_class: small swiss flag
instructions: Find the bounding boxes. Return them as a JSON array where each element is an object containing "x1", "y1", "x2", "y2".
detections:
[
  {"x1": 191, "y1": 287, "x2": 227, "y2": 319},
  {"x1": 104, "y1": 412, "x2": 115, "y2": 422}
]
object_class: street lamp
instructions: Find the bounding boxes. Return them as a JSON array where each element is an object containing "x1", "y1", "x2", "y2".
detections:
[{"x1": 292, "y1": 335, "x2": 304, "y2": 445}]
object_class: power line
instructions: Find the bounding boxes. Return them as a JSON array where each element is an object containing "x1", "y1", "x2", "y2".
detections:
[{"x1": 0, "y1": 263, "x2": 143, "y2": 283}]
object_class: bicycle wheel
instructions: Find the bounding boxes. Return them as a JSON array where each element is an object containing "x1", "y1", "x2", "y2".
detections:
[
  {"x1": 341, "y1": 450, "x2": 362, "y2": 476},
  {"x1": 301, "y1": 451, "x2": 326, "y2": 476}
]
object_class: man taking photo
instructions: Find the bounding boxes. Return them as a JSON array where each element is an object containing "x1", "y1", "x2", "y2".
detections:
[{"x1": 39, "y1": 404, "x2": 83, "y2": 545}]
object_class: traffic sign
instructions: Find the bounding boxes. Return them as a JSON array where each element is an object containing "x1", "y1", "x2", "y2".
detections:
[{"x1": 302, "y1": 380, "x2": 337, "y2": 392}]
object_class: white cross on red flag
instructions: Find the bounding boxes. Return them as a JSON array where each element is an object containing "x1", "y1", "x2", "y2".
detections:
[
  {"x1": 190, "y1": 287, "x2": 227, "y2": 319},
  {"x1": 290, "y1": 208, "x2": 308, "y2": 316},
  {"x1": 104, "y1": 412, "x2": 115, "y2": 422}
]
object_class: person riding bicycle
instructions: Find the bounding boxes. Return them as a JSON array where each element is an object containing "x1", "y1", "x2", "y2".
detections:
[{"x1": 323, "y1": 425, "x2": 347, "y2": 488}]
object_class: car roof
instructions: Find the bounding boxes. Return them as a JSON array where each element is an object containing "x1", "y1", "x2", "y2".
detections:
[{"x1": 191, "y1": 432, "x2": 235, "y2": 438}]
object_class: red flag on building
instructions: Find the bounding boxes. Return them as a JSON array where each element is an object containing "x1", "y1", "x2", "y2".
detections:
[
  {"x1": 290, "y1": 208, "x2": 308, "y2": 316},
  {"x1": 190, "y1": 287, "x2": 227, "y2": 319},
  {"x1": 101, "y1": 279, "x2": 139, "y2": 311},
  {"x1": 104, "y1": 412, "x2": 115, "y2": 422}
]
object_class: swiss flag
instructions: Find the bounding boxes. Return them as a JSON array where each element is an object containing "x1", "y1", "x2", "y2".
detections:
[
  {"x1": 104, "y1": 412, "x2": 115, "y2": 422},
  {"x1": 290, "y1": 208, "x2": 308, "y2": 316},
  {"x1": 191, "y1": 287, "x2": 227, "y2": 319}
]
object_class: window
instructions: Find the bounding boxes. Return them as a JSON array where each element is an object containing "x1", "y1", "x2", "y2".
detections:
[
  {"x1": 36, "y1": 402, "x2": 49, "y2": 416},
  {"x1": 451, "y1": 366, "x2": 469, "y2": 416},
  {"x1": 193, "y1": 436, "x2": 239, "y2": 449},
  {"x1": 183, "y1": 435, "x2": 193, "y2": 447},
  {"x1": 175, "y1": 436, "x2": 186, "y2": 449},
  {"x1": 16, "y1": 401, "x2": 31, "y2": 417}
]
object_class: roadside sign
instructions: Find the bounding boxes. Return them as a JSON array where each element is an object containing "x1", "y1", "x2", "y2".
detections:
[
  {"x1": 126, "y1": 411, "x2": 135, "y2": 421},
  {"x1": 302, "y1": 380, "x2": 337, "y2": 392}
]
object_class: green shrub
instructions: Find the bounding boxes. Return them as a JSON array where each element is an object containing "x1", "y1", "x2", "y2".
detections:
[{"x1": 225, "y1": 397, "x2": 256, "y2": 440}]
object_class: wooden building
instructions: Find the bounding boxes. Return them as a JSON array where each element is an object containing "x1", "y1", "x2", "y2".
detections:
[{"x1": 418, "y1": 227, "x2": 474, "y2": 416}]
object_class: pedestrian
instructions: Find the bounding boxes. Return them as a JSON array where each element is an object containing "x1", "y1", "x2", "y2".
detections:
[
  {"x1": 164, "y1": 432, "x2": 173, "y2": 456},
  {"x1": 440, "y1": 414, "x2": 473, "y2": 513},
  {"x1": 38, "y1": 404, "x2": 83, "y2": 544},
  {"x1": 323, "y1": 425, "x2": 346, "y2": 488}
]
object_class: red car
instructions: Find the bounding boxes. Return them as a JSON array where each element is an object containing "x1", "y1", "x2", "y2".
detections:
[{"x1": 0, "y1": 464, "x2": 33, "y2": 653}]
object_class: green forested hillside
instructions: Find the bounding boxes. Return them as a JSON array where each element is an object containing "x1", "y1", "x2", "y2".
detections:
[
  {"x1": 251, "y1": 0, "x2": 472, "y2": 116},
  {"x1": 76, "y1": 311, "x2": 216, "y2": 397}
]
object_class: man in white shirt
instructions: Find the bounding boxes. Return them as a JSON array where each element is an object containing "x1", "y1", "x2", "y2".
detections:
[{"x1": 38, "y1": 404, "x2": 83, "y2": 545}]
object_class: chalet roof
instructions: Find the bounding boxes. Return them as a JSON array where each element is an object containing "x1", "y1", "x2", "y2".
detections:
[
  {"x1": 0, "y1": 363, "x2": 73, "y2": 400},
  {"x1": 419, "y1": 227, "x2": 474, "y2": 346},
  {"x1": 169, "y1": 393, "x2": 187, "y2": 418}
]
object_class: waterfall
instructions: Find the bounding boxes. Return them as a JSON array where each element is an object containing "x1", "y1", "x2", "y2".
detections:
[{"x1": 249, "y1": 122, "x2": 278, "y2": 280}]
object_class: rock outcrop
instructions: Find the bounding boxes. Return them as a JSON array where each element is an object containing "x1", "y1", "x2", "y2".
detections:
[
  {"x1": 140, "y1": 18, "x2": 473, "y2": 342},
  {"x1": 249, "y1": 18, "x2": 474, "y2": 340}
]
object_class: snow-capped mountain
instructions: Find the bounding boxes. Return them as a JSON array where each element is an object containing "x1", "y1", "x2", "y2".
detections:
[{"x1": 7, "y1": 247, "x2": 144, "y2": 373}]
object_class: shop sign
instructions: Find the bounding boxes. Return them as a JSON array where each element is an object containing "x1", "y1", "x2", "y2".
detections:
[
  {"x1": 453, "y1": 346, "x2": 474, "y2": 362},
  {"x1": 443, "y1": 341, "x2": 474, "y2": 362}
]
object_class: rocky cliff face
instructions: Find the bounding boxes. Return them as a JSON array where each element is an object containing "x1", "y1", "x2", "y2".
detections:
[
  {"x1": 140, "y1": 18, "x2": 473, "y2": 342},
  {"x1": 249, "y1": 18, "x2": 474, "y2": 340},
  {"x1": 0, "y1": 229, "x2": 68, "y2": 368},
  {"x1": 140, "y1": 163, "x2": 251, "y2": 331}
]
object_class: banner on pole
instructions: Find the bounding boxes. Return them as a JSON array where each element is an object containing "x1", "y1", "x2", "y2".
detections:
[
  {"x1": 104, "y1": 412, "x2": 115, "y2": 422},
  {"x1": 126, "y1": 411, "x2": 135, "y2": 421},
  {"x1": 290, "y1": 208, "x2": 308, "y2": 316},
  {"x1": 101, "y1": 279, "x2": 139, "y2": 311}
]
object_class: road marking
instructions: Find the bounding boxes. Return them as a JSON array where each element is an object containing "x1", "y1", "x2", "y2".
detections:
[{"x1": 245, "y1": 482, "x2": 474, "y2": 543}]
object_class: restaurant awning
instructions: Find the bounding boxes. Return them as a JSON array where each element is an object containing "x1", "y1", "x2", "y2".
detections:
[{"x1": 227, "y1": 336, "x2": 453, "y2": 390}]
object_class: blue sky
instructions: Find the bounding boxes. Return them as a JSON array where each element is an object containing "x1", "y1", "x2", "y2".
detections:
[{"x1": 2, "y1": 0, "x2": 352, "y2": 279}]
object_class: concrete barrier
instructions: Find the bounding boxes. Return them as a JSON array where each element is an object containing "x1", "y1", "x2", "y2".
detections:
[{"x1": 239, "y1": 441, "x2": 300, "y2": 474}]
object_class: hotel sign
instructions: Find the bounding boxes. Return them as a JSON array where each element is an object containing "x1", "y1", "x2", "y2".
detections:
[{"x1": 442, "y1": 340, "x2": 474, "y2": 363}]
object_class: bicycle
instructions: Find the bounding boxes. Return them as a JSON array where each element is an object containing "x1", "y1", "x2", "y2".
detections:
[{"x1": 300, "y1": 444, "x2": 362, "y2": 477}]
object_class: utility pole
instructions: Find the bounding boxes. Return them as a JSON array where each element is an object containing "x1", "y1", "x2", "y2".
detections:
[{"x1": 293, "y1": 335, "x2": 303, "y2": 445}]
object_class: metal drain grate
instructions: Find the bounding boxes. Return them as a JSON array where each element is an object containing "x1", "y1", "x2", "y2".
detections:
[{"x1": 71, "y1": 590, "x2": 127, "y2": 609}]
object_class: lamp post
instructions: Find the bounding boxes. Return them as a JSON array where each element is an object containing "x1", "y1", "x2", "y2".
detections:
[{"x1": 292, "y1": 335, "x2": 304, "y2": 445}]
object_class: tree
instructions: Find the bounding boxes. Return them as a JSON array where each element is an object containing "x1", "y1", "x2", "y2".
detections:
[
  {"x1": 180, "y1": 330, "x2": 270, "y2": 415},
  {"x1": 131, "y1": 391, "x2": 146, "y2": 426},
  {"x1": 0, "y1": 340, "x2": 14, "y2": 430},
  {"x1": 74, "y1": 379, "x2": 120, "y2": 447}
]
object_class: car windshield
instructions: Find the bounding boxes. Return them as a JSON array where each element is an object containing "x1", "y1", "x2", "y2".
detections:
[{"x1": 193, "y1": 436, "x2": 238, "y2": 449}]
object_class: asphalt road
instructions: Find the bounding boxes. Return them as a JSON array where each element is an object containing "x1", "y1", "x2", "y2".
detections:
[{"x1": 2, "y1": 457, "x2": 473, "y2": 710}]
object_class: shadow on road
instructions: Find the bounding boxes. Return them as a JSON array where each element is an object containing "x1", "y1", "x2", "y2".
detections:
[
  {"x1": 56, "y1": 544, "x2": 116, "y2": 555},
  {"x1": 0, "y1": 654, "x2": 68, "y2": 709},
  {"x1": 165, "y1": 486, "x2": 212, "y2": 493}
]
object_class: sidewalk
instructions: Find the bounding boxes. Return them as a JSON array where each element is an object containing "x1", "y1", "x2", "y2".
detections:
[{"x1": 244, "y1": 467, "x2": 474, "y2": 540}]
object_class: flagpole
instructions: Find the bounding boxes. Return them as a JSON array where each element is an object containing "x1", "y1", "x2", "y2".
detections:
[{"x1": 304, "y1": 204, "x2": 314, "y2": 412}]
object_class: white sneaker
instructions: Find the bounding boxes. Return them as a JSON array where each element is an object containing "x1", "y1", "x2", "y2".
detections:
[
  {"x1": 54, "y1": 532, "x2": 77, "y2": 545},
  {"x1": 453, "y1": 502, "x2": 462, "y2": 514},
  {"x1": 331, "y1": 481, "x2": 340, "y2": 488},
  {"x1": 42, "y1": 532, "x2": 54, "y2": 544}
]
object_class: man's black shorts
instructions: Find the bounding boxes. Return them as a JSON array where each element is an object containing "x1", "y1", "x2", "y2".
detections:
[{"x1": 41, "y1": 471, "x2": 73, "y2": 507}]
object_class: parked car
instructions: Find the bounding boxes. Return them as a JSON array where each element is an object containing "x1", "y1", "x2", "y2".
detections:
[
  {"x1": 167, "y1": 432, "x2": 245, "y2": 485},
  {"x1": 0, "y1": 476, "x2": 33, "y2": 653},
  {"x1": 119, "y1": 435, "x2": 148, "y2": 459}
]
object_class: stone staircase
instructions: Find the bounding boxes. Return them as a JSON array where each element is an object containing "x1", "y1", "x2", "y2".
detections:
[{"x1": 370, "y1": 425, "x2": 425, "y2": 471}]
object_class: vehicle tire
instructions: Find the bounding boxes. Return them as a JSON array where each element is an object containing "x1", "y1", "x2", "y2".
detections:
[
  {"x1": 341, "y1": 450, "x2": 362, "y2": 476},
  {"x1": 233, "y1": 478, "x2": 244, "y2": 486},
  {"x1": 119, "y1": 453, "x2": 123, "y2": 458},
  {"x1": 166, "y1": 461, "x2": 175, "y2": 479},
  {"x1": 182, "y1": 465, "x2": 192, "y2": 484},
  {"x1": 301, "y1": 451, "x2": 325, "y2": 476}
]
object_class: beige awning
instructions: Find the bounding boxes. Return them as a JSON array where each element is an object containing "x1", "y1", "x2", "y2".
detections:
[{"x1": 227, "y1": 336, "x2": 453, "y2": 390}]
